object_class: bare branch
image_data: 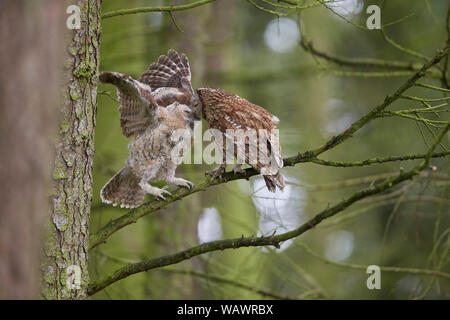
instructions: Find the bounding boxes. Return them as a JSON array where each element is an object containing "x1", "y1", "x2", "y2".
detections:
[
  {"x1": 101, "y1": 0, "x2": 216, "y2": 20},
  {"x1": 300, "y1": 38, "x2": 444, "y2": 80},
  {"x1": 87, "y1": 119, "x2": 449, "y2": 295}
]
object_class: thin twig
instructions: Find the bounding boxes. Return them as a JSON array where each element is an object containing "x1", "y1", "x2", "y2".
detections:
[{"x1": 101, "y1": 0, "x2": 216, "y2": 19}]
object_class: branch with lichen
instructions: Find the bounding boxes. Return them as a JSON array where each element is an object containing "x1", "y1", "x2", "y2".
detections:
[
  {"x1": 89, "y1": 47, "x2": 449, "y2": 250},
  {"x1": 87, "y1": 119, "x2": 449, "y2": 296}
]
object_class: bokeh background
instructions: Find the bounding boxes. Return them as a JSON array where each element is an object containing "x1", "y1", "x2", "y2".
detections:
[{"x1": 90, "y1": 0, "x2": 450, "y2": 299}]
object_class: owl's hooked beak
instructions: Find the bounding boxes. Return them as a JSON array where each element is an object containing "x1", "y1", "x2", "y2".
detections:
[{"x1": 193, "y1": 95, "x2": 203, "y2": 121}]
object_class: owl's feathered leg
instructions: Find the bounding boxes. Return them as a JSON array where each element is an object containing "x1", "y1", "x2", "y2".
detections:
[
  {"x1": 139, "y1": 183, "x2": 171, "y2": 200},
  {"x1": 165, "y1": 164, "x2": 194, "y2": 189},
  {"x1": 206, "y1": 147, "x2": 228, "y2": 181},
  {"x1": 232, "y1": 164, "x2": 245, "y2": 174},
  {"x1": 138, "y1": 164, "x2": 172, "y2": 200},
  {"x1": 205, "y1": 163, "x2": 227, "y2": 181}
]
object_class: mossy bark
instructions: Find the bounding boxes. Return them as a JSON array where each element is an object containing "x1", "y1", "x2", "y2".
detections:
[{"x1": 41, "y1": 0, "x2": 101, "y2": 299}]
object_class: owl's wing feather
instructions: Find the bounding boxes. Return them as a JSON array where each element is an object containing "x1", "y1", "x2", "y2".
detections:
[
  {"x1": 139, "y1": 49, "x2": 193, "y2": 93},
  {"x1": 225, "y1": 95, "x2": 283, "y2": 172},
  {"x1": 198, "y1": 87, "x2": 285, "y2": 191},
  {"x1": 99, "y1": 71, "x2": 156, "y2": 138},
  {"x1": 199, "y1": 88, "x2": 283, "y2": 173}
]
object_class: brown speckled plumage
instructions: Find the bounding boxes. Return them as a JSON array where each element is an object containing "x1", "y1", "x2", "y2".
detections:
[
  {"x1": 139, "y1": 49, "x2": 193, "y2": 92},
  {"x1": 100, "y1": 49, "x2": 284, "y2": 207},
  {"x1": 99, "y1": 50, "x2": 198, "y2": 208},
  {"x1": 197, "y1": 87, "x2": 284, "y2": 192}
]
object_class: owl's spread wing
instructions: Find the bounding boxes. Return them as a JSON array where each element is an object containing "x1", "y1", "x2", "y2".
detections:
[
  {"x1": 99, "y1": 71, "x2": 156, "y2": 138},
  {"x1": 139, "y1": 49, "x2": 193, "y2": 94}
]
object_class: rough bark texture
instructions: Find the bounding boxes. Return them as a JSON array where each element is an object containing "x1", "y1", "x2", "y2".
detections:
[
  {"x1": 41, "y1": 0, "x2": 101, "y2": 299},
  {"x1": 0, "y1": 0, "x2": 65, "y2": 299}
]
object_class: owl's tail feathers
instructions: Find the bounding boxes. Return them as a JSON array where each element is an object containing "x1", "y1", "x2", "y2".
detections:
[
  {"x1": 263, "y1": 170, "x2": 285, "y2": 193},
  {"x1": 100, "y1": 167, "x2": 146, "y2": 209}
]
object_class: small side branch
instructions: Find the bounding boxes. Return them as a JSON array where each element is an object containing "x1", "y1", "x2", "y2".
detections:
[
  {"x1": 311, "y1": 151, "x2": 450, "y2": 167},
  {"x1": 300, "y1": 38, "x2": 445, "y2": 80}
]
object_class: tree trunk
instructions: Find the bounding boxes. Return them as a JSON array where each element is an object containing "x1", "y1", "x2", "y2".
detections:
[
  {"x1": 40, "y1": 0, "x2": 101, "y2": 299},
  {"x1": 0, "y1": 0, "x2": 65, "y2": 300}
]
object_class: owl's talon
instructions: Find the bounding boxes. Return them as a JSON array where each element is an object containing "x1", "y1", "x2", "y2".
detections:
[
  {"x1": 140, "y1": 183, "x2": 172, "y2": 200},
  {"x1": 167, "y1": 177, "x2": 194, "y2": 190},
  {"x1": 184, "y1": 181, "x2": 194, "y2": 190},
  {"x1": 156, "y1": 188, "x2": 172, "y2": 200}
]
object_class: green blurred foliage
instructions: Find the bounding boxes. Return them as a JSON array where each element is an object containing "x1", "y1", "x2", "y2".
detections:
[{"x1": 90, "y1": 0, "x2": 449, "y2": 299}]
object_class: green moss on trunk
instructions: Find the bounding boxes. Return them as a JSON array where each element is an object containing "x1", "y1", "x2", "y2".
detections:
[{"x1": 41, "y1": 0, "x2": 101, "y2": 300}]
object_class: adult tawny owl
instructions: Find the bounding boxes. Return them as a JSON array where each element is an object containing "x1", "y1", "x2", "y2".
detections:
[
  {"x1": 100, "y1": 50, "x2": 199, "y2": 208},
  {"x1": 197, "y1": 88, "x2": 284, "y2": 192}
]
